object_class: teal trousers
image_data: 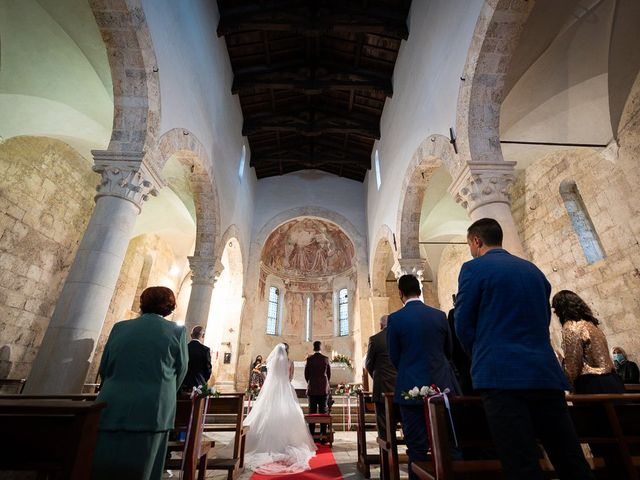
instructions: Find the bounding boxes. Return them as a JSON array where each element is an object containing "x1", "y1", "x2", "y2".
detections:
[{"x1": 91, "y1": 430, "x2": 169, "y2": 480}]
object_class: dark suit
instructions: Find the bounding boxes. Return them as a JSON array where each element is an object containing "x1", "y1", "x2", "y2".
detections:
[
  {"x1": 365, "y1": 328, "x2": 397, "y2": 439},
  {"x1": 181, "y1": 339, "x2": 212, "y2": 391},
  {"x1": 305, "y1": 351, "x2": 331, "y2": 437},
  {"x1": 447, "y1": 308, "x2": 473, "y2": 394},
  {"x1": 387, "y1": 300, "x2": 460, "y2": 480},
  {"x1": 455, "y1": 249, "x2": 591, "y2": 479}
]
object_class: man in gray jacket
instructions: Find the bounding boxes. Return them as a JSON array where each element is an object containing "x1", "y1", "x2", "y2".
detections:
[{"x1": 365, "y1": 315, "x2": 397, "y2": 439}]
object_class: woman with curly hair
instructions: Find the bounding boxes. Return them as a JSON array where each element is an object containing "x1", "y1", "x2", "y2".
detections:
[
  {"x1": 552, "y1": 290, "x2": 624, "y2": 394},
  {"x1": 91, "y1": 286, "x2": 188, "y2": 480}
]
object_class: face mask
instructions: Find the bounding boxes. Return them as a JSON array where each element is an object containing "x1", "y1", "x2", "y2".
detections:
[{"x1": 613, "y1": 353, "x2": 625, "y2": 363}]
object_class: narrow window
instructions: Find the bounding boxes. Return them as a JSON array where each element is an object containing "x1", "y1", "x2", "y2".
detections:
[
  {"x1": 305, "y1": 295, "x2": 312, "y2": 342},
  {"x1": 238, "y1": 144, "x2": 246, "y2": 180},
  {"x1": 559, "y1": 180, "x2": 605, "y2": 264},
  {"x1": 338, "y1": 288, "x2": 349, "y2": 336},
  {"x1": 266, "y1": 286, "x2": 280, "y2": 335},
  {"x1": 374, "y1": 149, "x2": 382, "y2": 190}
]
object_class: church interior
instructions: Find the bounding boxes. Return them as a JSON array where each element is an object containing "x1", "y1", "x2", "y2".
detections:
[{"x1": 1, "y1": 0, "x2": 640, "y2": 478}]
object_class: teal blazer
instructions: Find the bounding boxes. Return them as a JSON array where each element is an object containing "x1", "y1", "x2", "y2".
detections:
[{"x1": 96, "y1": 313, "x2": 189, "y2": 431}]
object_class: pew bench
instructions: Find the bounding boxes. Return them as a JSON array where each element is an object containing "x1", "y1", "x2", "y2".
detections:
[
  {"x1": 356, "y1": 390, "x2": 380, "y2": 478},
  {"x1": 0, "y1": 378, "x2": 26, "y2": 393},
  {"x1": 304, "y1": 413, "x2": 335, "y2": 446},
  {"x1": 166, "y1": 396, "x2": 212, "y2": 480},
  {"x1": 0, "y1": 399, "x2": 106, "y2": 479},
  {"x1": 412, "y1": 394, "x2": 640, "y2": 480},
  {"x1": 378, "y1": 392, "x2": 410, "y2": 480},
  {"x1": 202, "y1": 393, "x2": 249, "y2": 480}
]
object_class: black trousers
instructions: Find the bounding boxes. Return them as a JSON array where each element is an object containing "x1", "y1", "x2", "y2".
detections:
[
  {"x1": 308, "y1": 394, "x2": 328, "y2": 436},
  {"x1": 374, "y1": 401, "x2": 388, "y2": 441},
  {"x1": 481, "y1": 389, "x2": 594, "y2": 480}
]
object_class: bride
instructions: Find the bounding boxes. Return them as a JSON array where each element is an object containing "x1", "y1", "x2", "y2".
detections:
[{"x1": 243, "y1": 343, "x2": 317, "y2": 474}]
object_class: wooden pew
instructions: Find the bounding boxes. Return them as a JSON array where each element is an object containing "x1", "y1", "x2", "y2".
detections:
[
  {"x1": 568, "y1": 393, "x2": 640, "y2": 479},
  {"x1": 377, "y1": 392, "x2": 409, "y2": 480},
  {"x1": 412, "y1": 394, "x2": 640, "y2": 480},
  {"x1": 203, "y1": 393, "x2": 249, "y2": 479},
  {"x1": 0, "y1": 394, "x2": 97, "y2": 401},
  {"x1": 0, "y1": 378, "x2": 26, "y2": 393},
  {"x1": 0, "y1": 399, "x2": 106, "y2": 479},
  {"x1": 166, "y1": 396, "x2": 212, "y2": 480},
  {"x1": 356, "y1": 390, "x2": 380, "y2": 478}
]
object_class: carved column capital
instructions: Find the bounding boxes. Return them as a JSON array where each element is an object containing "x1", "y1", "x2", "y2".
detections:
[
  {"x1": 448, "y1": 161, "x2": 517, "y2": 214},
  {"x1": 188, "y1": 256, "x2": 223, "y2": 286},
  {"x1": 92, "y1": 150, "x2": 164, "y2": 211},
  {"x1": 397, "y1": 258, "x2": 428, "y2": 282}
]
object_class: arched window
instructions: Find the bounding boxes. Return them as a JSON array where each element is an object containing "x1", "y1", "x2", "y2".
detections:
[
  {"x1": 559, "y1": 180, "x2": 605, "y2": 264},
  {"x1": 374, "y1": 149, "x2": 382, "y2": 190},
  {"x1": 338, "y1": 288, "x2": 349, "y2": 336},
  {"x1": 238, "y1": 144, "x2": 246, "y2": 180},
  {"x1": 305, "y1": 295, "x2": 313, "y2": 342},
  {"x1": 266, "y1": 286, "x2": 280, "y2": 335}
]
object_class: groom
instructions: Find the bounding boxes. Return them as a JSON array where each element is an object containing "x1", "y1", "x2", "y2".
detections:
[{"x1": 304, "y1": 341, "x2": 331, "y2": 443}]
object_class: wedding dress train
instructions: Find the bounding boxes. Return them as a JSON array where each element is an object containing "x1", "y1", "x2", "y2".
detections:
[{"x1": 243, "y1": 343, "x2": 317, "y2": 474}]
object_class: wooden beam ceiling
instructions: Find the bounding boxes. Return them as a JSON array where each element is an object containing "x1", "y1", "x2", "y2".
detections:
[{"x1": 217, "y1": 0, "x2": 411, "y2": 181}]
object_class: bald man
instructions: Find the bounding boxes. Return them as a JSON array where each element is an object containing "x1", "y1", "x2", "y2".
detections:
[
  {"x1": 181, "y1": 325, "x2": 212, "y2": 391},
  {"x1": 365, "y1": 315, "x2": 397, "y2": 440}
]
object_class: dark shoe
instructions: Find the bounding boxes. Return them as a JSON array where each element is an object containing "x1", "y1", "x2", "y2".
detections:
[{"x1": 320, "y1": 439, "x2": 327, "y2": 445}]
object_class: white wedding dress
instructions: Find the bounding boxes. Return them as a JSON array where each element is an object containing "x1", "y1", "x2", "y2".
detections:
[{"x1": 243, "y1": 343, "x2": 317, "y2": 474}]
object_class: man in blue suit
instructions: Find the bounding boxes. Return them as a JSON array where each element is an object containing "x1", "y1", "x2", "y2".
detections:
[
  {"x1": 455, "y1": 218, "x2": 592, "y2": 479},
  {"x1": 387, "y1": 274, "x2": 460, "y2": 480}
]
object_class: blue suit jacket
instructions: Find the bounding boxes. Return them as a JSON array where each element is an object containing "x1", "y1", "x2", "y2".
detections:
[
  {"x1": 454, "y1": 249, "x2": 569, "y2": 390},
  {"x1": 387, "y1": 300, "x2": 460, "y2": 404}
]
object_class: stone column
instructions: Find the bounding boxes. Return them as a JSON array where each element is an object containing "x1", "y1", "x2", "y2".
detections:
[
  {"x1": 449, "y1": 161, "x2": 524, "y2": 257},
  {"x1": 24, "y1": 151, "x2": 162, "y2": 394},
  {"x1": 370, "y1": 295, "x2": 390, "y2": 331},
  {"x1": 397, "y1": 258, "x2": 438, "y2": 305},
  {"x1": 184, "y1": 256, "x2": 223, "y2": 334}
]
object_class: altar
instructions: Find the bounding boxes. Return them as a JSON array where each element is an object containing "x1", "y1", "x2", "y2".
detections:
[{"x1": 291, "y1": 361, "x2": 354, "y2": 389}]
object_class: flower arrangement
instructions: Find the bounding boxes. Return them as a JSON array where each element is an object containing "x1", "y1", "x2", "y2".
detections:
[
  {"x1": 246, "y1": 383, "x2": 261, "y2": 399},
  {"x1": 334, "y1": 382, "x2": 351, "y2": 395},
  {"x1": 190, "y1": 383, "x2": 220, "y2": 399},
  {"x1": 401, "y1": 384, "x2": 441, "y2": 401},
  {"x1": 332, "y1": 354, "x2": 353, "y2": 369}
]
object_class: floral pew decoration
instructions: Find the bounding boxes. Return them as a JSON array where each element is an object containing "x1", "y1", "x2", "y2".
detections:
[
  {"x1": 245, "y1": 383, "x2": 261, "y2": 413},
  {"x1": 332, "y1": 383, "x2": 364, "y2": 431},
  {"x1": 401, "y1": 384, "x2": 458, "y2": 448}
]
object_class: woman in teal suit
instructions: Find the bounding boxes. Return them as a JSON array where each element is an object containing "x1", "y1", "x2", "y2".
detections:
[{"x1": 91, "y1": 286, "x2": 189, "y2": 480}]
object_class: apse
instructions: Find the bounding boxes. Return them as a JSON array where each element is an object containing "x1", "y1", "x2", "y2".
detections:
[{"x1": 255, "y1": 218, "x2": 357, "y2": 364}]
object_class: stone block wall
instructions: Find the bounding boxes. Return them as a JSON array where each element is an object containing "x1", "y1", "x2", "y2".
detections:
[
  {"x1": 0, "y1": 136, "x2": 97, "y2": 381},
  {"x1": 87, "y1": 233, "x2": 186, "y2": 383},
  {"x1": 511, "y1": 147, "x2": 640, "y2": 355},
  {"x1": 437, "y1": 244, "x2": 472, "y2": 315}
]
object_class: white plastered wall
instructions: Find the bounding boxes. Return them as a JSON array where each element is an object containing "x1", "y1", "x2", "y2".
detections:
[
  {"x1": 365, "y1": 0, "x2": 484, "y2": 264},
  {"x1": 142, "y1": 0, "x2": 256, "y2": 266}
]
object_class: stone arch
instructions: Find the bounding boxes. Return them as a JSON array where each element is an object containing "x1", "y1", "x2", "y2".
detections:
[
  {"x1": 454, "y1": 0, "x2": 535, "y2": 174},
  {"x1": 90, "y1": 0, "x2": 161, "y2": 155},
  {"x1": 217, "y1": 224, "x2": 245, "y2": 287},
  {"x1": 396, "y1": 134, "x2": 456, "y2": 260},
  {"x1": 370, "y1": 225, "x2": 397, "y2": 297},
  {"x1": 157, "y1": 128, "x2": 220, "y2": 257},
  {"x1": 209, "y1": 225, "x2": 245, "y2": 389}
]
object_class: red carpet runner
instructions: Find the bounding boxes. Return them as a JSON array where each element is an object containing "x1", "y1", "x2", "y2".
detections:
[{"x1": 250, "y1": 445, "x2": 342, "y2": 480}]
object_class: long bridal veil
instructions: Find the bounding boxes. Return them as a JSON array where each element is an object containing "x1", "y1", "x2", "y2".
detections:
[{"x1": 243, "y1": 343, "x2": 317, "y2": 474}]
